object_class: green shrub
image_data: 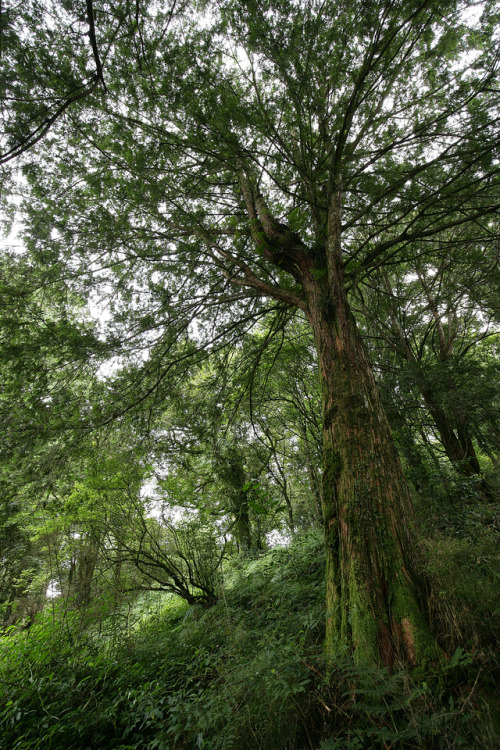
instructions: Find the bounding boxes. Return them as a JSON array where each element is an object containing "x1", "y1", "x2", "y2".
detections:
[{"x1": 1, "y1": 530, "x2": 497, "y2": 749}]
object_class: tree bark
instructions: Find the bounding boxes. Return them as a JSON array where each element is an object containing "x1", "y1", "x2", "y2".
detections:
[
  {"x1": 233, "y1": 491, "x2": 252, "y2": 552},
  {"x1": 215, "y1": 448, "x2": 253, "y2": 551},
  {"x1": 297, "y1": 186, "x2": 437, "y2": 666},
  {"x1": 305, "y1": 283, "x2": 436, "y2": 666},
  {"x1": 76, "y1": 546, "x2": 98, "y2": 606}
]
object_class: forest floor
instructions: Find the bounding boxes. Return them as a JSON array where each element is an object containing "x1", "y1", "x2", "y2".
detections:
[{"x1": 0, "y1": 524, "x2": 498, "y2": 749}]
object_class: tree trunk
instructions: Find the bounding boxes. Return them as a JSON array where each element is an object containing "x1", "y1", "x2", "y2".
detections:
[
  {"x1": 302, "y1": 245, "x2": 437, "y2": 666},
  {"x1": 307, "y1": 291, "x2": 436, "y2": 665},
  {"x1": 238, "y1": 166, "x2": 438, "y2": 665},
  {"x1": 233, "y1": 490, "x2": 252, "y2": 552},
  {"x1": 76, "y1": 546, "x2": 98, "y2": 606},
  {"x1": 215, "y1": 447, "x2": 253, "y2": 551},
  {"x1": 417, "y1": 377, "x2": 481, "y2": 477}
]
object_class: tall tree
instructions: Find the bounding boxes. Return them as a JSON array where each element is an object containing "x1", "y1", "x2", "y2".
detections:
[{"x1": 3, "y1": 0, "x2": 500, "y2": 665}]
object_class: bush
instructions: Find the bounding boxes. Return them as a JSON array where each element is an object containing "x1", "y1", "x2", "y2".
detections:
[{"x1": 1, "y1": 530, "x2": 497, "y2": 749}]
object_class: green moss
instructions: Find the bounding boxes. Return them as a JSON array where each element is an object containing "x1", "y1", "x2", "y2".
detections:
[
  {"x1": 323, "y1": 443, "x2": 342, "y2": 488},
  {"x1": 346, "y1": 563, "x2": 379, "y2": 664}
]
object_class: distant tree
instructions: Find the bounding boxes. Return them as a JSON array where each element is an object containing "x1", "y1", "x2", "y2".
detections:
[
  {"x1": 224, "y1": 315, "x2": 324, "y2": 528},
  {"x1": 353, "y1": 246, "x2": 499, "y2": 483}
]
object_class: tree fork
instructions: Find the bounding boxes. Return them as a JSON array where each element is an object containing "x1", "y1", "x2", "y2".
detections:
[{"x1": 238, "y1": 170, "x2": 439, "y2": 665}]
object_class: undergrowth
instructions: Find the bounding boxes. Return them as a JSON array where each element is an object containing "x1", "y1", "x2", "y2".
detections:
[{"x1": 0, "y1": 530, "x2": 498, "y2": 749}]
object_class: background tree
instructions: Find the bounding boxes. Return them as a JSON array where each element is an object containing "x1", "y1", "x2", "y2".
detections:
[
  {"x1": 223, "y1": 314, "x2": 324, "y2": 529},
  {"x1": 353, "y1": 243, "x2": 500, "y2": 485}
]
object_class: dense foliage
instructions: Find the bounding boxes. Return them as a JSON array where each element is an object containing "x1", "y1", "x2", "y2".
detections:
[
  {"x1": 1, "y1": 0, "x2": 499, "y2": 746},
  {"x1": 1, "y1": 530, "x2": 498, "y2": 749}
]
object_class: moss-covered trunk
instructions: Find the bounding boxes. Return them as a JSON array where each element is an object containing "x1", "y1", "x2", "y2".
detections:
[
  {"x1": 233, "y1": 490, "x2": 252, "y2": 552},
  {"x1": 215, "y1": 446, "x2": 253, "y2": 552},
  {"x1": 301, "y1": 190, "x2": 436, "y2": 666},
  {"x1": 237, "y1": 165, "x2": 438, "y2": 665},
  {"x1": 307, "y1": 287, "x2": 436, "y2": 666}
]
